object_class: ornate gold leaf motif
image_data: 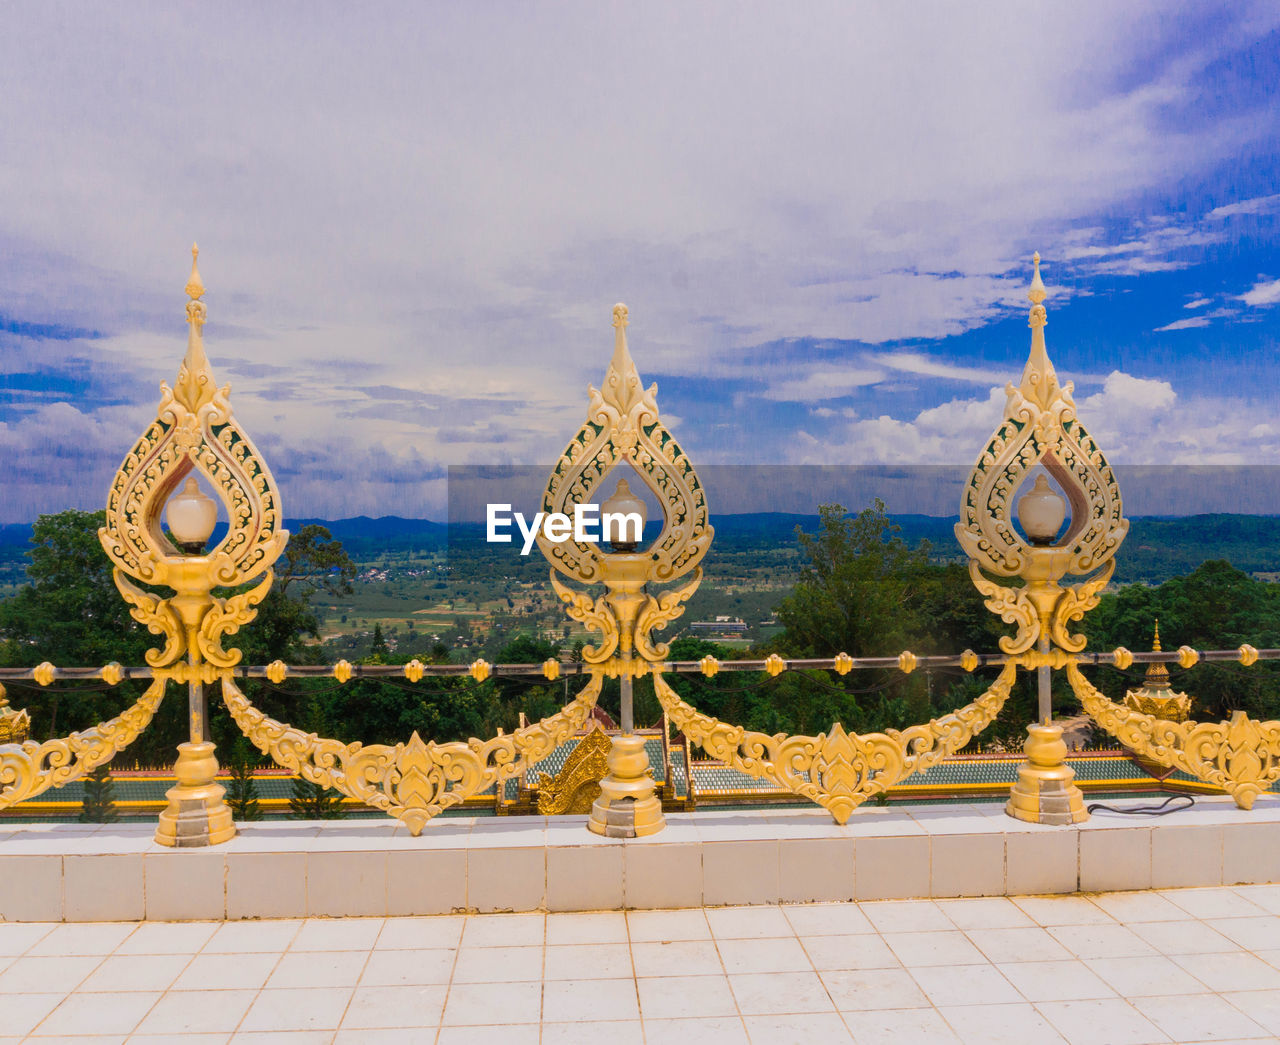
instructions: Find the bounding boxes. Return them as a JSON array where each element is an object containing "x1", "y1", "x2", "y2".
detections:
[
  {"x1": 221, "y1": 674, "x2": 603, "y2": 834},
  {"x1": 535, "y1": 725, "x2": 611, "y2": 815},
  {"x1": 537, "y1": 305, "x2": 712, "y2": 660},
  {"x1": 955, "y1": 255, "x2": 1127, "y2": 655},
  {"x1": 0, "y1": 679, "x2": 168, "y2": 810},
  {"x1": 1068, "y1": 663, "x2": 1280, "y2": 809},
  {"x1": 653, "y1": 664, "x2": 1017, "y2": 823}
]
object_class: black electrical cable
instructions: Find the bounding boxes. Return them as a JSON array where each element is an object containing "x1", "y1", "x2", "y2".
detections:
[{"x1": 1085, "y1": 793, "x2": 1194, "y2": 816}]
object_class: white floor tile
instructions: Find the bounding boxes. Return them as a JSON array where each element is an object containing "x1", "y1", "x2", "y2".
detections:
[
  {"x1": 1221, "y1": 988, "x2": 1280, "y2": 1035},
  {"x1": 997, "y1": 959, "x2": 1118, "y2": 1002},
  {"x1": 744, "y1": 1011, "x2": 853, "y2": 1041},
  {"x1": 1132, "y1": 993, "x2": 1269, "y2": 1042},
  {"x1": 202, "y1": 920, "x2": 302, "y2": 953},
  {"x1": 1013, "y1": 896, "x2": 1115, "y2": 926},
  {"x1": 705, "y1": 905, "x2": 793, "y2": 939},
  {"x1": 174, "y1": 952, "x2": 283, "y2": 991},
  {"x1": 374, "y1": 915, "x2": 465, "y2": 950},
  {"x1": 80, "y1": 953, "x2": 186, "y2": 992},
  {"x1": 1036, "y1": 998, "x2": 1170, "y2": 1045},
  {"x1": 1089, "y1": 891, "x2": 1190, "y2": 922},
  {"x1": 544, "y1": 910, "x2": 629, "y2": 945},
  {"x1": 452, "y1": 944, "x2": 542, "y2": 983},
  {"x1": 822, "y1": 968, "x2": 930, "y2": 1011},
  {"x1": 35, "y1": 990, "x2": 161, "y2": 1036},
  {"x1": 1161, "y1": 888, "x2": 1269, "y2": 920},
  {"x1": 289, "y1": 918, "x2": 383, "y2": 952},
  {"x1": 910, "y1": 963, "x2": 1021, "y2": 1007},
  {"x1": 1048, "y1": 923, "x2": 1159, "y2": 959},
  {"x1": 1209, "y1": 916, "x2": 1280, "y2": 951},
  {"x1": 783, "y1": 903, "x2": 876, "y2": 936},
  {"x1": 626, "y1": 909, "x2": 712, "y2": 943},
  {"x1": 859, "y1": 900, "x2": 951, "y2": 933},
  {"x1": 966, "y1": 926, "x2": 1074, "y2": 963},
  {"x1": 940, "y1": 1002, "x2": 1068, "y2": 1045},
  {"x1": 937, "y1": 897, "x2": 1035, "y2": 930},
  {"x1": 631, "y1": 940, "x2": 723, "y2": 978},
  {"x1": 637, "y1": 974, "x2": 738, "y2": 1020},
  {"x1": 728, "y1": 970, "x2": 835, "y2": 1015},
  {"x1": 436, "y1": 1026, "x2": 540, "y2": 1045},
  {"x1": 717, "y1": 936, "x2": 812, "y2": 974},
  {"x1": 0, "y1": 922, "x2": 56, "y2": 957},
  {"x1": 239, "y1": 986, "x2": 355, "y2": 1032},
  {"x1": 543, "y1": 977, "x2": 640, "y2": 1022},
  {"x1": 0, "y1": 991, "x2": 65, "y2": 1037},
  {"x1": 441, "y1": 980, "x2": 542, "y2": 1026},
  {"x1": 1086, "y1": 954, "x2": 1212, "y2": 997},
  {"x1": 884, "y1": 929, "x2": 987, "y2": 967},
  {"x1": 1176, "y1": 952, "x2": 1280, "y2": 992},
  {"x1": 28, "y1": 922, "x2": 138, "y2": 956},
  {"x1": 458, "y1": 912, "x2": 544, "y2": 947},
  {"x1": 134, "y1": 988, "x2": 257, "y2": 1035},
  {"x1": 116, "y1": 921, "x2": 219, "y2": 955},
  {"x1": 543, "y1": 942, "x2": 633, "y2": 980},
  {"x1": 0, "y1": 954, "x2": 102, "y2": 993},
  {"x1": 360, "y1": 947, "x2": 454, "y2": 986},
  {"x1": 1131, "y1": 919, "x2": 1238, "y2": 955},
  {"x1": 339, "y1": 984, "x2": 447, "y2": 1029},
  {"x1": 266, "y1": 949, "x2": 369, "y2": 989},
  {"x1": 543, "y1": 1020, "x2": 645, "y2": 1045},
  {"x1": 642, "y1": 1016, "x2": 749, "y2": 1045},
  {"x1": 802, "y1": 933, "x2": 902, "y2": 971},
  {"x1": 845, "y1": 1007, "x2": 961, "y2": 1045}
]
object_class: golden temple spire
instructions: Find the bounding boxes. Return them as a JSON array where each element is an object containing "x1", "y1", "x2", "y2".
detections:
[
  {"x1": 1016, "y1": 251, "x2": 1063, "y2": 412},
  {"x1": 175, "y1": 242, "x2": 216, "y2": 411},
  {"x1": 1144, "y1": 619, "x2": 1171, "y2": 689},
  {"x1": 185, "y1": 243, "x2": 204, "y2": 301},
  {"x1": 598, "y1": 302, "x2": 655, "y2": 421}
]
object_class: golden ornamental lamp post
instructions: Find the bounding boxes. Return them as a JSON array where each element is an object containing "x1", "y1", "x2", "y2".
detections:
[
  {"x1": 956, "y1": 253, "x2": 1128, "y2": 825},
  {"x1": 1122, "y1": 620, "x2": 1192, "y2": 781},
  {"x1": 99, "y1": 246, "x2": 288, "y2": 846},
  {"x1": 539, "y1": 303, "x2": 713, "y2": 837}
]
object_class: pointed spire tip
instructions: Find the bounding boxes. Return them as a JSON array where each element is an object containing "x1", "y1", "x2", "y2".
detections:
[
  {"x1": 1028, "y1": 252, "x2": 1046, "y2": 307},
  {"x1": 185, "y1": 243, "x2": 205, "y2": 301}
]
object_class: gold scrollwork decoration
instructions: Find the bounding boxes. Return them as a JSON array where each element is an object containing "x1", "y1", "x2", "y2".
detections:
[
  {"x1": 98, "y1": 246, "x2": 287, "y2": 669},
  {"x1": 955, "y1": 255, "x2": 1127, "y2": 655},
  {"x1": 0, "y1": 679, "x2": 168, "y2": 810},
  {"x1": 538, "y1": 305, "x2": 712, "y2": 665},
  {"x1": 652, "y1": 664, "x2": 1017, "y2": 823},
  {"x1": 1068, "y1": 662, "x2": 1280, "y2": 809},
  {"x1": 221, "y1": 673, "x2": 604, "y2": 835}
]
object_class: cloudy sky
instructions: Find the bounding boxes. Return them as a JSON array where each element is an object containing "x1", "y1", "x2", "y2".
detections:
[{"x1": 2, "y1": 3, "x2": 1279, "y2": 523}]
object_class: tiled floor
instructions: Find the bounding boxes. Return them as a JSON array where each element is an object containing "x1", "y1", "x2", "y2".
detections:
[{"x1": 6, "y1": 887, "x2": 1280, "y2": 1043}]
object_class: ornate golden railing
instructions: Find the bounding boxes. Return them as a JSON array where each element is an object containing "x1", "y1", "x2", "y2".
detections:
[{"x1": 4, "y1": 248, "x2": 1280, "y2": 844}]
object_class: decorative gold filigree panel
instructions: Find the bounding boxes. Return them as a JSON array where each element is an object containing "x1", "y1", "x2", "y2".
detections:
[
  {"x1": 955, "y1": 255, "x2": 1128, "y2": 654},
  {"x1": 99, "y1": 247, "x2": 288, "y2": 669},
  {"x1": 535, "y1": 725, "x2": 612, "y2": 815},
  {"x1": 1069, "y1": 662, "x2": 1280, "y2": 809},
  {"x1": 222, "y1": 674, "x2": 603, "y2": 835},
  {"x1": 0, "y1": 679, "x2": 167, "y2": 810},
  {"x1": 652, "y1": 664, "x2": 1017, "y2": 823},
  {"x1": 539, "y1": 304, "x2": 712, "y2": 665}
]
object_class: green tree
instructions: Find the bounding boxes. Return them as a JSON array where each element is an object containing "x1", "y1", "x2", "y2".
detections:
[
  {"x1": 78, "y1": 763, "x2": 120, "y2": 823},
  {"x1": 226, "y1": 737, "x2": 263, "y2": 821},
  {"x1": 288, "y1": 777, "x2": 348, "y2": 819}
]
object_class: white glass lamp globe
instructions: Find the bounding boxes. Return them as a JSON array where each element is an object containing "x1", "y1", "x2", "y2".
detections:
[
  {"x1": 166, "y1": 476, "x2": 218, "y2": 552},
  {"x1": 1017, "y1": 474, "x2": 1067, "y2": 546},
  {"x1": 601, "y1": 478, "x2": 647, "y2": 552}
]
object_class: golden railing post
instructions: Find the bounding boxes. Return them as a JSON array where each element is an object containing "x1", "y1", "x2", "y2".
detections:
[
  {"x1": 99, "y1": 245, "x2": 289, "y2": 847},
  {"x1": 538, "y1": 304, "x2": 713, "y2": 837},
  {"x1": 956, "y1": 253, "x2": 1128, "y2": 825}
]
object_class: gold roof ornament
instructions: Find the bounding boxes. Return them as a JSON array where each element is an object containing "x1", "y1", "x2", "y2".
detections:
[
  {"x1": 0, "y1": 686, "x2": 31, "y2": 744},
  {"x1": 1124, "y1": 620, "x2": 1192, "y2": 723},
  {"x1": 955, "y1": 253, "x2": 1128, "y2": 655}
]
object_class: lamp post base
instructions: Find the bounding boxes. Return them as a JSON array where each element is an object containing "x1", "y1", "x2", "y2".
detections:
[
  {"x1": 587, "y1": 734, "x2": 665, "y2": 838},
  {"x1": 155, "y1": 741, "x2": 237, "y2": 847},
  {"x1": 1006, "y1": 723, "x2": 1089, "y2": 826}
]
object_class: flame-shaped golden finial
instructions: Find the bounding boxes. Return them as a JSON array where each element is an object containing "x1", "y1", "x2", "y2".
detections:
[
  {"x1": 1015, "y1": 251, "x2": 1061, "y2": 411},
  {"x1": 185, "y1": 243, "x2": 204, "y2": 301},
  {"x1": 601, "y1": 302, "x2": 652, "y2": 421},
  {"x1": 1152, "y1": 618, "x2": 1162, "y2": 652},
  {"x1": 176, "y1": 243, "x2": 214, "y2": 410}
]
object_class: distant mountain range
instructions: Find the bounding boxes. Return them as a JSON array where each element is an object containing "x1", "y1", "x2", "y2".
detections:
[{"x1": 6, "y1": 512, "x2": 1280, "y2": 584}]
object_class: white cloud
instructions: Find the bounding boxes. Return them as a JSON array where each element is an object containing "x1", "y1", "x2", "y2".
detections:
[
  {"x1": 1240, "y1": 278, "x2": 1280, "y2": 307},
  {"x1": 1208, "y1": 194, "x2": 1280, "y2": 219},
  {"x1": 1155, "y1": 316, "x2": 1211, "y2": 331},
  {"x1": 1183, "y1": 296, "x2": 1211, "y2": 309},
  {"x1": 0, "y1": 6, "x2": 1277, "y2": 517}
]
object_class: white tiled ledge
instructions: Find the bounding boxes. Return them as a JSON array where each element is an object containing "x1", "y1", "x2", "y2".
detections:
[{"x1": 2, "y1": 797, "x2": 1279, "y2": 921}]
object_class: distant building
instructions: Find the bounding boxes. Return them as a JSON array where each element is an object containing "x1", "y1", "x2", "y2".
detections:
[{"x1": 690, "y1": 615, "x2": 747, "y2": 636}]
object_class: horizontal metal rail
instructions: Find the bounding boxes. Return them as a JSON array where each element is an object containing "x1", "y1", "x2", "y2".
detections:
[{"x1": 2, "y1": 647, "x2": 1277, "y2": 683}]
